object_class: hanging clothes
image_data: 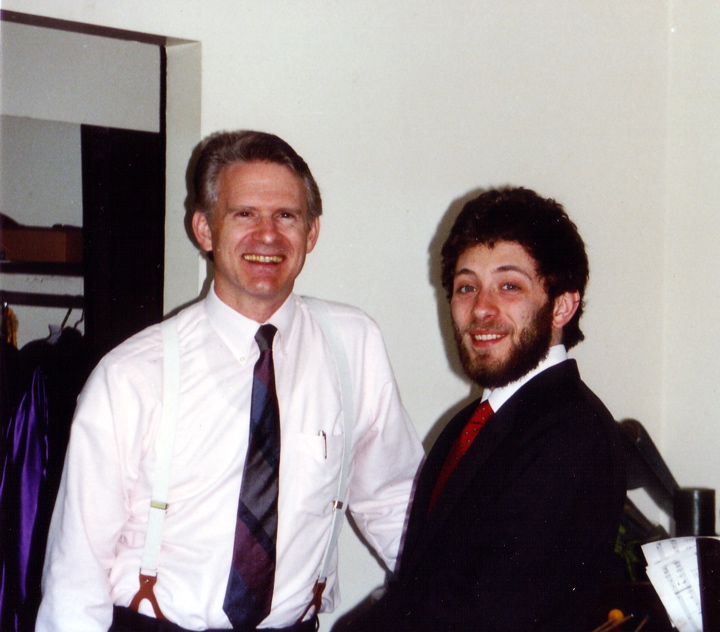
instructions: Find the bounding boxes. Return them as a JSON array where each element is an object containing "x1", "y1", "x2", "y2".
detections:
[
  {"x1": 1, "y1": 305, "x2": 21, "y2": 433},
  {"x1": 0, "y1": 326, "x2": 89, "y2": 632},
  {"x1": 0, "y1": 367, "x2": 49, "y2": 632},
  {"x1": 1, "y1": 340, "x2": 21, "y2": 439}
]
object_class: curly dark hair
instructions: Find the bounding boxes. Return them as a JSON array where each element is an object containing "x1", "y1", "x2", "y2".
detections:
[{"x1": 440, "y1": 187, "x2": 589, "y2": 349}]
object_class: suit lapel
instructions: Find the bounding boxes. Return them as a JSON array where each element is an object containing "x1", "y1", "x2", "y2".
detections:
[
  {"x1": 402, "y1": 398, "x2": 519, "y2": 573},
  {"x1": 401, "y1": 402, "x2": 475, "y2": 560},
  {"x1": 400, "y1": 361, "x2": 580, "y2": 576}
]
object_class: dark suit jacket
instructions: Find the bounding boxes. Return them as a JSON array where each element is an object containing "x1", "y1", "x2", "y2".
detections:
[{"x1": 344, "y1": 360, "x2": 625, "y2": 632}]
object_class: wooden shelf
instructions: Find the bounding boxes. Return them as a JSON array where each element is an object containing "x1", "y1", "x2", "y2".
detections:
[{"x1": 0, "y1": 261, "x2": 84, "y2": 276}]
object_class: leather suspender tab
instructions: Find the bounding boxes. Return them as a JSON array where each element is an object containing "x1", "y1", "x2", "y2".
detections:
[{"x1": 129, "y1": 573, "x2": 167, "y2": 621}]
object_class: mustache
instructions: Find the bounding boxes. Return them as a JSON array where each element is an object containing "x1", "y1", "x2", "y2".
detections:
[{"x1": 455, "y1": 321, "x2": 511, "y2": 336}]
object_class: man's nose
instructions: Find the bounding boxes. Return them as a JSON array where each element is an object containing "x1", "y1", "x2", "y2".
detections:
[
  {"x1": 471, "y1": 289, "x2": 499, "y2": 320},
  {"x1": 254, "y1": 216, "x2": 280, "y2": 242}
]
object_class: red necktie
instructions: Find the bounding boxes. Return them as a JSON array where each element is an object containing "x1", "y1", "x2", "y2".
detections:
[{"x1": 428, "y1": 400, "x2": 493, "y2": 514}]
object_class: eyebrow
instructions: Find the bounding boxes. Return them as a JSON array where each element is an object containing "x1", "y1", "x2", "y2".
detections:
[
  {"x1": 496, "y1": 264, "x2": 534, "y2": 279},
  {"x1": 226, "y1": 204, "x2": 304, "y2": 214},
  {"x1": 454, "y1": 264, "x2": 535, "y2": 280}
]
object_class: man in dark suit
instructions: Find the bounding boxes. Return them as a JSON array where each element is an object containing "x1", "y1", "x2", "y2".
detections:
[{"x1": 340, "y1": 187, "x2": 625, "y2": 632}]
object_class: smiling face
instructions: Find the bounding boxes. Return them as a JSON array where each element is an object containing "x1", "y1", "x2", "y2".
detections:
[
  {"x1": 192, "y1": 160, "x2": 319, "y2": 322},
  {"x1": 450, "y1": 241, "x2": 580, "y2": 389}
]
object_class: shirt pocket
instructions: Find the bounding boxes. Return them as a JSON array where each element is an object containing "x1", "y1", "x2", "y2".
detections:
[{"x1": 290, "y1": 432, "x2": 344, "y2": 517}]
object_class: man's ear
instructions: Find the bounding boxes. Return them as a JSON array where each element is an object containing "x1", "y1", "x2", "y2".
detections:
[
  {"x1": 192, "y1": 210, "x2": 213, "y2": 253},
  {"x1": 553, "y1": 291, "x2": 580, "y2": 329},
  {"x1": 552, "y1": 291, "x2": 581, "y2": 330},
  {"x1": 305, "y1": 217, "x2": 320, "y2": 254}
]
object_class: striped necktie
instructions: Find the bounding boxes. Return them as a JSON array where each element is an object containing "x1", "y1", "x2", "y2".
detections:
[{"x1": 223, "y1": 324, "x2": 281, "y2": 628}]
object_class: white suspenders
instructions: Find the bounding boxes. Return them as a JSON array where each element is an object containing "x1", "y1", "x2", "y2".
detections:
[
  {"x1": 132, "y1": 299, "x2": 354, "y2": 620},
  {"x1": 143, "y1": 317, "x2": 181, "y2": 577},
  {"x1": 129, "y1": 318, "x2": 181, "y2": 619},
  {"x1": 299, "y1": 298, "x2": 355, "y2": 620},
  {"x1": 303, "y1": 298, "x2": 354, "y2": 586}
]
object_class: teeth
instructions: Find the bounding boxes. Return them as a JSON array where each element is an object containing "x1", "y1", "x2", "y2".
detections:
[
  {"x1": 473, "y1": 334, "x2": 504, "y2": 341},
  {"x1": 244, "y1": 254, "x2": 283, "y2": 263}
]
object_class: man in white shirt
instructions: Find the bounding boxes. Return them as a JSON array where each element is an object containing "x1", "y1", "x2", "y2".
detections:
[
  {"x1": 36, "y1": 131, "x2": 424, "y2": 632},
  {"x1": 341, "y1": 187, "x2": 626, "y2": 632}
]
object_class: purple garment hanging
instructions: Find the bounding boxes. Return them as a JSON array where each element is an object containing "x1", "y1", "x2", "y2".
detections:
[{"x1": 0, "y1": 367, "x2": 49, "y2": 632}]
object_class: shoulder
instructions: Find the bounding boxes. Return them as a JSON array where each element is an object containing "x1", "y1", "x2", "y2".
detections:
[
  {"x1": 518, "y1": 360, "x2": 610, "y2": 415},
  {"x1": 99, "y1": 323, "x2": 162, "y2": 370},
  {"x1": 94, "y1": 301, "x2": 205, "y2": 381},
  {"x1": 507, "y1": 360, "x2": 619, "y2": 445},
  {"x1": 298, "y1": 295, "x2": 383, "y2": 340},
  {"x1": 300, "y1": 295, "x2": 377, "y2": 326},
  {"x1": 296, "y1": 295, "x2": 395, "y2": 376}
]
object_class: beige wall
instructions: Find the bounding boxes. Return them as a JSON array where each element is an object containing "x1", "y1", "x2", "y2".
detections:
[
  {"x1": 0, "y1": 20, "x2": 161, "y2": 131},
  {"x1": 664, "y1": 3, "x2": 720, "y2": 493},
  {"x1": 3, "y1": 1, "x2": 719, "y2": 628}
]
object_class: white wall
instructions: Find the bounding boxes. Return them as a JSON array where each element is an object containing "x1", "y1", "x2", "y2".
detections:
[
  {"x1": 0, "y1": 116, "x2": 83, "y2": 226},
  {"x1": 0, "y1": 20, "x2": 160, "y2": 132},
  {"x1": 664, "y1": 3, "x2": 720, "y2": 491},
  {"x1": 3, "y1": 1, "x2": 719, "y2": 628}
]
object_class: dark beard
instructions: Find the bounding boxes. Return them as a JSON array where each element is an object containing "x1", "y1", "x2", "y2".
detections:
[{"x1": 454, "y1": 298, "x2": 555, "y2": 389}]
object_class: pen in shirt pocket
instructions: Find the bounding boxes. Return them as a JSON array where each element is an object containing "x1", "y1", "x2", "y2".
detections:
[{"x1": 318, "y1": 430, "x2": 327, "y2": 459}]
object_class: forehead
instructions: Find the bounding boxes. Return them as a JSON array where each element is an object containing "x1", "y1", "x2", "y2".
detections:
[
  {"x1": 216, "y1": 160, "x2": 307, "y2": 211},
  {"x1": 455, "y1": 241, "x2": 540, "y2": 277}
]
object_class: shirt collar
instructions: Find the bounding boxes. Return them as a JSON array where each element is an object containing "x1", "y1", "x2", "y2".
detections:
[
  {"x1": 484, "y1": 344, "x2": 567, "y2": 413},
  {"x1": 204, "y1": 283, "x2": 297, "y2": 364}
]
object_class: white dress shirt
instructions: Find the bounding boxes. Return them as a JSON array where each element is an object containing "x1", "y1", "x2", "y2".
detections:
[{"x1": 37, "y1": 289, "x2": 423, "y2": 631}]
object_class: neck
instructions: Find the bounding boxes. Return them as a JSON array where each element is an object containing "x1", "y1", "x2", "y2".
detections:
[{"x1": 212, "y1": 285, "x2": 287, "y2": 323}]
